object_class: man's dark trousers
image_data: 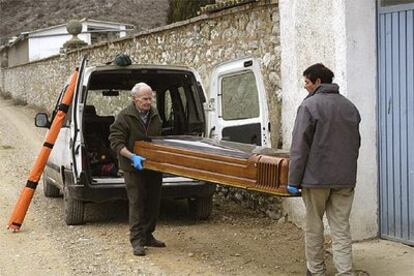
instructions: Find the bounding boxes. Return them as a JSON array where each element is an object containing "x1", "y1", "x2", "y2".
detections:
[{"x1": 123, "y1": 170, "x2": 162, "y2": 248}]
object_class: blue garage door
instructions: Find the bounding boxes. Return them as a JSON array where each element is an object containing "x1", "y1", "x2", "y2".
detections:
[{"x1": 378, "y1": 2, "x2": 414, "y2": 245}]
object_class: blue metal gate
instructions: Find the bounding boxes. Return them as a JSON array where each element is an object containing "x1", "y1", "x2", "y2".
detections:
[{"x1": 378, "y1": 3, "x2": 414, "y2": 245}]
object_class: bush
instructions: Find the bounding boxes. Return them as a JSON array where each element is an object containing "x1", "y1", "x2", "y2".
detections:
[
  {"x1": 13, "y1": 97, "x2": 28, "y2": 106},
  {"x1": 0, "y1": 90, "x2": 12, "y2": 99},
  {"x1": 167, "y1": 0, "x2": 215, "y2": 23}
]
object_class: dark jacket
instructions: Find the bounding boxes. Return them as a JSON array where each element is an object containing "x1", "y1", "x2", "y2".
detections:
[
  {"x1": 288, "y1": 83, "x2": 361, "y2": 188},
  {"x1": 109, "y1": 102, "x2": 162, "y2": 173}
]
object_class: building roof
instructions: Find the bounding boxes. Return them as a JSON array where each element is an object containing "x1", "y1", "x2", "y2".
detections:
[{"x1": 25, "y1": 18, "x2": 135, "y2": 35}]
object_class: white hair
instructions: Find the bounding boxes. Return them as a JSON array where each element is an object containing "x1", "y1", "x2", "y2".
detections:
[{"x1": 131, "y1": 82, "x2": 151, "y2": 97}]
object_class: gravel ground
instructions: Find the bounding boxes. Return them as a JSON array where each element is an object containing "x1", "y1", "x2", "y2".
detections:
[{"x1": 1, "y1": 97, "x2": 412, "y2": 276}]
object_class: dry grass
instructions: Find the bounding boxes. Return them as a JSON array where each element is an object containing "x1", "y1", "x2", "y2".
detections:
[
  {"x1": 0, "y1": 90, "x2": 12, "y2": 99},
  {"x1": 12, "y1": 97, "x2": 27, "y2": 106}
]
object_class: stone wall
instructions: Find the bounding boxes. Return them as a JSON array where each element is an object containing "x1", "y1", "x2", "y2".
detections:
[{"x1": 0, "y1": 0, "x2": 284, "y2": 221}]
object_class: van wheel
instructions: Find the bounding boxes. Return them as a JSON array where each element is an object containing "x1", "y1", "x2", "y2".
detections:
[
  {"x1": 63, "y1": 188, "x2": 85, "y2": 225},
  {"x1": 42, "y1": 174, "x2": 60, "y2": 197},
  {"x1": 188, "y1": 195, "x2": 213, "y2": 220}
]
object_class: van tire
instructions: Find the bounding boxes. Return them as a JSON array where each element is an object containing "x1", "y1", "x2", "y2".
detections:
[
  {"x1": 188, "y1": 195, "x2": 213, "y2": 220},
  {"x1": 63, "y1": 188, "x2": 85, "y2": 225},
  {"x1": 42, "y1": 174, "x2": 61, "y2": 198}
]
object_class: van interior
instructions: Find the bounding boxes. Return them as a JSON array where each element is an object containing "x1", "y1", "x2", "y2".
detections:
[{"x1": 81, "y1": 68, "x2": 206, "y2": 178}]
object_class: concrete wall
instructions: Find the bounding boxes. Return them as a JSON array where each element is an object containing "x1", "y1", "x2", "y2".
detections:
[
  {"x1": 28, "y1": 26, "x2": 73, "y2": 61},
  {"x1": 7, "y1": 39, "x2": 29, "y2": 67},
  {"x1": 279, "y1": 0, "x2": 378, "y2": 240}
]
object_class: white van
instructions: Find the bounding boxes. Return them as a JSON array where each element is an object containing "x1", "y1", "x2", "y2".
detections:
[{"x1": 35, "y1": 56, "x2": 270, "y2": 225}]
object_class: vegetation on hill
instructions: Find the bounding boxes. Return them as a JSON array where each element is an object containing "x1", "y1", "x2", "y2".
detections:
[{"x1": 167, "y1": 0, "x2": 215, "y2": 23}]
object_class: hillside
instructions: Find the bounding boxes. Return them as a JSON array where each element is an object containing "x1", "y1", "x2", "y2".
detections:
[{"x1": 0, "y1": 0, "x2": 170, "y2": 44}]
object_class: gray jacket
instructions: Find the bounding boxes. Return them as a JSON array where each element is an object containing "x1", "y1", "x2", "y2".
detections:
[{"x1": 288, "y1": 83, "x2": 361, "y2": 188}]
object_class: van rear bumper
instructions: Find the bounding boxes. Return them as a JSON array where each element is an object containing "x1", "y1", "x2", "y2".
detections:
[{"x1": 65, "y1": 171, "x2": 215, "y2": 203}]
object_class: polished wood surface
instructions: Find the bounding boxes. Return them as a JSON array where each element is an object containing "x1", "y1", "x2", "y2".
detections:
[{"x1": 134, "y1": 137, "x2": 295, "y2": 197}]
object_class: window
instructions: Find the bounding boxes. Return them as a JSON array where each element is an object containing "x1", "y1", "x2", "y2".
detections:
[
  {"x1": 86, "y1": 89, "x2": 131, "y2": 117},
  {"x1": 220, "y1": 70, "x2": 260, "y2": 120},
  {"x1": 191, "y1": 84, "x2": 204, "y2": 121},
  {"x1": 164, "y1": 90, "x2": 173, "y2": 122},
  {"x1": 88, "y1": 26, "x2": 120, "y2": 44},
  {"x1": 178, "y1": 87, "x2": 187, "y2": 114}
]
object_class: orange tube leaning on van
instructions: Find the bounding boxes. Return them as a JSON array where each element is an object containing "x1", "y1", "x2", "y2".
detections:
[{"x1": 7, "y1": 68, "x2": 79, "y2": 232}]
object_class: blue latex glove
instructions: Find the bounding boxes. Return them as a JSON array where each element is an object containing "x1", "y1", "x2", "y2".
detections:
[
  {"x1": 131, "y1": 154, "x2": 146, "y2": 171},
  {"x1": 287, "y1": 184, "x2": 301, "y2": 195}
]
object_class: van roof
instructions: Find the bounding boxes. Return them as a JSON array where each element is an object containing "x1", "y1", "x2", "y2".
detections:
[{"x1": 87, "y1": 63, "x2": 195, "y2": 72}]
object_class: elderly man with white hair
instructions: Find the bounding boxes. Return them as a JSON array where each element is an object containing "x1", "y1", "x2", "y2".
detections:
[{"x1": 109, "y1": 82, "x2": 165, "y2": 256}]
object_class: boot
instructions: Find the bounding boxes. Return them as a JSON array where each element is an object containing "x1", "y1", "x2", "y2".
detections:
[
  {"x1": 145, "y1": 235, "x2": 166, "y2": 247},
  {"x1": 133, "y1": 244, "x2": 145, "y2": 256}
]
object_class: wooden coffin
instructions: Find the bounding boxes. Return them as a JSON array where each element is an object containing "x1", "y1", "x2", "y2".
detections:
[{"x1": 134, "y1": 136, "x2": 296, "y2": 197}]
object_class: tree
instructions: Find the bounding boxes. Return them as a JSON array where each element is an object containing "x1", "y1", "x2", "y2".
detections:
[{"x1": 168, "y1": 0, "x2": 216, "y2": 23}]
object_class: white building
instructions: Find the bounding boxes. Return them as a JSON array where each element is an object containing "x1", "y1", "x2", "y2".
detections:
[{"x1": 3, "y1": 18, "x2": 134, "y2": 66}]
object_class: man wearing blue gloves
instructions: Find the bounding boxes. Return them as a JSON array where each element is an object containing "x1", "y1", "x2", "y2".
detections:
[
  {"x1": 109, "y1": 82, "x2": 165, "y2": 256},
  {"x1": 288, "y1": 64, "x2": 361, "y2": 276}
]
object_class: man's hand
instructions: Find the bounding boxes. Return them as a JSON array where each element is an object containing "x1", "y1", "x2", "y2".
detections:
[
  {"x1": 287, "y1": 184, "x2": 301, "y2": 195},
  {"x1": 131, "y1": 154, "x2": 146, "y2": 171}
]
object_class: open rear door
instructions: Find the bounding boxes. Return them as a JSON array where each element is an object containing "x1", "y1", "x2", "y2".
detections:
[
  {"x1": 71, "y1": 57, "x2": 88, "y2": 181},
  {"x1": 208, "y1": 58, "x2": 270, "y2": 146}
]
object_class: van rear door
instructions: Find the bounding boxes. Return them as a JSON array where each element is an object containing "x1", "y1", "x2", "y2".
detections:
[
  {"x1": 208, "y1": 58, "x2": 270, "y2": 146},
  {"x1": 47, "y1": 84, "x2": 72, "y2": 187},
  {"x1": 70, "y1": 57, "x2": 87, "y2": 181}
]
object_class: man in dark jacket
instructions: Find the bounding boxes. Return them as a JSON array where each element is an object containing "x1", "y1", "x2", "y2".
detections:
[
  {"x1": 109, "y1": 82, "x2": 165, "y2": 256},
  {"x1": 288, "y1": 64, "x2": 361, "y2": 276}
]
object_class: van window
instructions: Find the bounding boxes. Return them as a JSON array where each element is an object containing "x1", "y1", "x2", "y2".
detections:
[
  {"x1": 164, "y1": 90, "x2": 173, "y2": 121},
  {"x1": 220, "y1": 70, "x2": 260, "y2": 120},
  {"x1": 85, "y1": 69, "x2": 205, "y2": 135},
  {"x1": 178, "y1": 87, "x2": 187, "y2": 114},
  {"x1": 191, "y1": 84, "x2": 204, "y2": 120},
  {"x1": 86, "y1": 89, "x2": 132, "y2": 116}
]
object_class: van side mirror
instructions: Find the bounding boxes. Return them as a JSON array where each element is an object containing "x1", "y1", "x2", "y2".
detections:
[{"x1": 35, "y1": 113, "x2": 50, "y2": 128}]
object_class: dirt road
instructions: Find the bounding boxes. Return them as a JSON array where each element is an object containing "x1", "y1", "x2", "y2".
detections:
[{"x1": 1, "y1": 97, "x2": 412, "y2": 276}]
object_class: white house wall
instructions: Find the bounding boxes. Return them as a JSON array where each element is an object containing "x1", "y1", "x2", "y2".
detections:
[
  {"x1": 29, "y1": 34, "x2": 71, "y2": 61},
  {"x1": 27, "y1": 21, "x2": 127, "y2": 61},
  {"x1": 280, "y1": 0, "x2": 378, "y2": 240},
  {"x1": 28, "y1": 25, "x2": 91, "y2": 61},
  {"x1": 28, "y1": 26, "x2": 69, "y2": 61}
]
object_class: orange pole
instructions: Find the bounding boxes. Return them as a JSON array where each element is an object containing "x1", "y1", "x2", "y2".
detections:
[{"x1": 7, "y1": 69, "x2": 79, "y2": 232}]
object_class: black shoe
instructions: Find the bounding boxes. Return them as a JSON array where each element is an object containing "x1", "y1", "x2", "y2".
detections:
[
  {"x1": 145, "y1": 236, "x2": 166, "y2": 247},
  {"x1": 133, "y1": 245, "x2": 145, "y2": 256}
]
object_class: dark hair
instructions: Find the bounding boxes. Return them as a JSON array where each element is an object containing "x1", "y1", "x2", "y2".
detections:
[{"x1": 303, "y1": 63, "x2": 334, "y2": 84}]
